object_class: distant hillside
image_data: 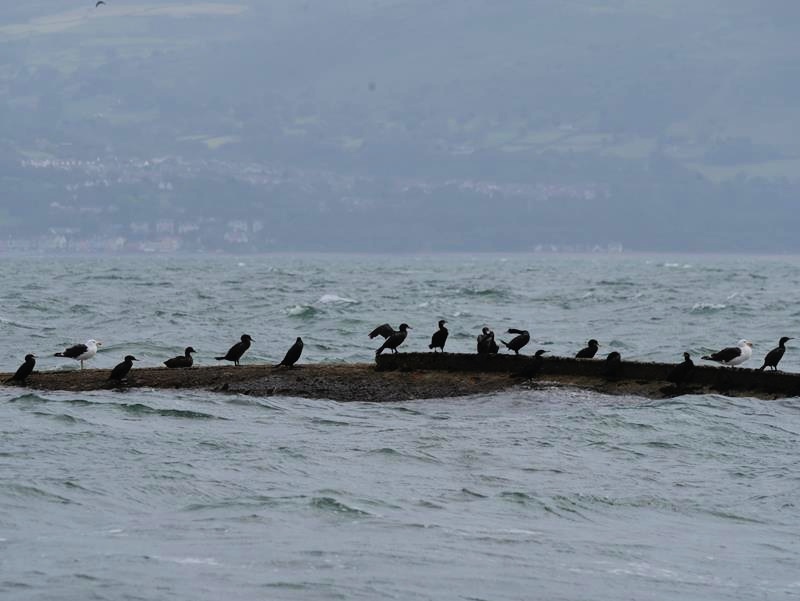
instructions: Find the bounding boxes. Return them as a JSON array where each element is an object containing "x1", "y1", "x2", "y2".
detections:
[{"x1": 1, "y1": 0, "x2": 800, "y2": 251}]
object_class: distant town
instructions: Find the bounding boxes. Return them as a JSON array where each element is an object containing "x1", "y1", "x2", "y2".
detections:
[{"x1": 2, "y1": 154, "x2": 623, "y2": 253}]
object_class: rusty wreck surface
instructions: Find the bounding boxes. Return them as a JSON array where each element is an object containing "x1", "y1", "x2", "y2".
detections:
[{"x1": 3, "y1": 353, "x2": 799, "y2": 401}]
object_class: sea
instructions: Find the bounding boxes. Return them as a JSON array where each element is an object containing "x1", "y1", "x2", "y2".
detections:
[{"x1": 1, "y1": 253, "x2": 799, "y2": 600}]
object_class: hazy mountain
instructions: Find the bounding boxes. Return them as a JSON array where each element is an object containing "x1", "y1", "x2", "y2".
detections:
[{"x1": 1, "y1": 1, "x2": 799, "y2": 251}]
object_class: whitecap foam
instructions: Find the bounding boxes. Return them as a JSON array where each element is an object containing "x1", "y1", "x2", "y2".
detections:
[
  {"x1": 318, "y1": 294, "x2": 359, "y2": 304},
  {"x1": 288, "y1": 305, "x2": 312, "y2": 316},
  {"x1": 691, "y1": 302, "x2": 726, "y2": 311}
]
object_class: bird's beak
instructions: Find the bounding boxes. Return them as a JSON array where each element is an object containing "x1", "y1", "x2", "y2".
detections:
[{"x1": 32, "y1": 354, "x2": 37, "y2": 358}]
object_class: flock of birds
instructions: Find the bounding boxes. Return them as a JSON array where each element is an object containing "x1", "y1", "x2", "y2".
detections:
[{"x1": 2, "y1": 317, "x2": 793, "y2": 388}]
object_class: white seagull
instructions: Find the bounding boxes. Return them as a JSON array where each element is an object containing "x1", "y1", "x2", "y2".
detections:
[
  {"x1": 702, "y1": 339, "x2": 753, "y2": 367},
  {"x1": 55, "y1": 339, "x2": 102, "y2": 369}
]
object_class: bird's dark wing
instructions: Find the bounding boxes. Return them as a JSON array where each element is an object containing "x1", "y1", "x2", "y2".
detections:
[
  {"x1": 110, "y1": 361, "x2": 129, "y2": 380},
  {"x1": 430, "y1": 329, "x2": 448, "y2": 348},
  {"x1": 61, "y1": 344, "x2": 88, "y2": 358},
  {"x1": 164, "y1": 355, "x2": 189, "y2": 368},
  {"x1": 12, "y1": 361, "x2": 34, "y2": 381},
  {"x1": 708, "y1": 346, "x2": 741, "y2": 362},
  {"x1": 280, "y1": 340, "x2": 303, "y2": 366},
  {"x1": 223, "y1": 341, "x2": 245, "y2": 360},
  {"x1": 763, "y1": 346, "x2": 784, "y2": 366},
  {"x1": 369, "y1": 323, "x2": 395, "y2": 339}
]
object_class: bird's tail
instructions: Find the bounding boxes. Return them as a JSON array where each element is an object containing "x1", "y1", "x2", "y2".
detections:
[
  {"x1": 758, "y1": 363, "x2": 766, "y2": 371},
  {"x1": 215, "y1": 356, "x2": 225, "y2": 361},
  {"x1": 54, "y1": 352, "x2": 64, "y2": 357},
  {"x1": 375, "y1": 346, "x2": 385, "y2": 356},
  {"x1": 500, "y1": 340, "x2": 510, "y2": 349},
  {"x1": 701, "y1": 355, "x2": 712, "y2": 360}
]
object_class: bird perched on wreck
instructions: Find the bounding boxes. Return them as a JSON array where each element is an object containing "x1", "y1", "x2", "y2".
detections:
[
  {"x1": 576, "y1": 339, "x2": 599, "y2": 359},
  {"x1": 110, "y1": 355, "x2": 137, "y2": 382},
  {"x1": 603, "y1": 351, "x2": 622, "y2": 378},
  {"x1": 216, "y1": 334, "x2": 253, "y2": 366},
  {"x1": 277, "y1": 337, "x2": 304, "y2": 367},
  {"x1": 500, "y1": 328, "x2": 530, "y2": 355},
  {"x1": 667, "y1": 352, "x2": 694, "y2": 385},
  {"x1": 164, "y1": 346, "x2": 196, "y2": 368},
  {"x1": 759, "y1": 336, "x2": 792, "y2": 371},
  {"x1": 702, "y1": 339, "x2": 752, "y2": 367},
  {"x1": 6, "y1": 354, "x2": 36, "y2": 384},
  {"x1": 429, "y1": 320, "x2": 448, "y2": 352},
  {"x1": 477, "y1": 327, "x2": 499, "y2": 355},
  {"x1": 376, "y1": 323, "x2": 410, "y2": 355},
  {"x1": 514, "y1": 349, "x2": 548, "y2": 379},
  {"x1": 55, "y1": 339, "x2": 101, "y2": 369}
]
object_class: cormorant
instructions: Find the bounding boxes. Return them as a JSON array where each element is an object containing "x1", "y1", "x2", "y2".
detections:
[
  {"x1": 477, "y1": 327, "x2": 499, "y2": 354},
  {"x1": 429, "y1": 320, "x2": 448, "y2": 352},
  {"x1": 369, "y1": 323, "x2": 396, "y2": 339},
  {"x1": 164, "y1": 346, "x2": 196, "y2": 368},
  {"x1": 277, "y1": 337, "x2": 303, "y2": 367},
  {"x1": 702, "y1": 339, "x2": 753, "y2": 367},
  {"x1": 575, "y1": 339, "x2": 599, "y2": 359},
  {"x1": 110, "y1": 355, "x2": 137, "y2": 382},
  {"x1": 55, "y1": 339, "x2": 101, "y2": 369},
  {"x1": 6, "y1": 354, "x2": 36, "y2": 384},
  {"x1": 216, "y1": 334, "x2": 253, "y2": 366},
  {"x1": 667, "y1": 352, "x2": 694, "y2": 385},
  {"x1": 376, "y1": 323, "x2": 410, "y2": 355},
  {"x1": 500, "y1": 328, "x2": 530, "y2": 355},
  {"x1": 515, "y1": 349, "x2": 548, "y2": 379},
  {"x1": 759, "y1": 337, "x2": 792, "y2": 371},
  {"x1": 604, "y1": 351, "x2": 622, "y2": 378}
]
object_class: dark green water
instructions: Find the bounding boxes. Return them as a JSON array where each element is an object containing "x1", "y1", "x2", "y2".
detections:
[{"x1": 2, "y1": 254, "x2": 799, "y2": 600}]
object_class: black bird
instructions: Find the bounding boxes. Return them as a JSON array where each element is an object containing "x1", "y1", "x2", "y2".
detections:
[
  {"x1": 576, "y1": 339, "x2": 600, "y2": 358},
  {"x1": 6, "y1": 354, "x2": 36, "y2": 384},
  {"x1": 110, "y1": 355, "x2": 137, "y2": 382},
  {"x1": 429, "y1": 320, "x2": 448, "y2": 352},
  {"x1": 376, "y1": 323, "x2": 410, "y2": 355},
  {"x1": 667, "y1": 352, "x2": 694, "y2": 385},
  {"x1": 96, "y1": 0, "x2": 105, "y2": 6},
  {"x1": 500, "y1": 328, "x2": 530, "y2": 355},
  {"x1": 604, "y1": 351, "x2": 622, "y2": 378},
  {"x1": 759, "y1": 337, "x2": 792, "y2": 371},
  {"x1": 164, "y1": 346, "x2": 196, "y2": 369},
  {"x1": 216, "y1": 334, "x2": 253, "y2": 366},
  {"x1": 277, "y1": 337, "x2": 304, "y2": 368},
  {"x1": 369, "y1": 323, "x2": 396, "y2": 339},
  {"x1": 477, "y1": 327, "x2": 499, "y2": 355},
  {"x1": 515, "y1": 349, "x2": 548, "y2": 379}
]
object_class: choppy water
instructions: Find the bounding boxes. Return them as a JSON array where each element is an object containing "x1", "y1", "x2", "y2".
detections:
[{"x1": 2, "y1": 254, "x2": 800, "y2": 600}]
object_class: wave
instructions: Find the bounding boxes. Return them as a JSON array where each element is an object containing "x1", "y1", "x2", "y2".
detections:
[
  {"x1": 318, "y1": 294, "x2": 359, "y2": 304},
  {"x1": 310, "y1": 496, "x2": 371, "y2": 516},
  {"x1": 691, "y1": 302, "x2": 726, "y2": 312},
  {"x1": 287, "y1": 304, "x2": 318, "y2": 318},
  {"x1": 118, "y1": 403, "x2": 220, "y2": 419}
]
